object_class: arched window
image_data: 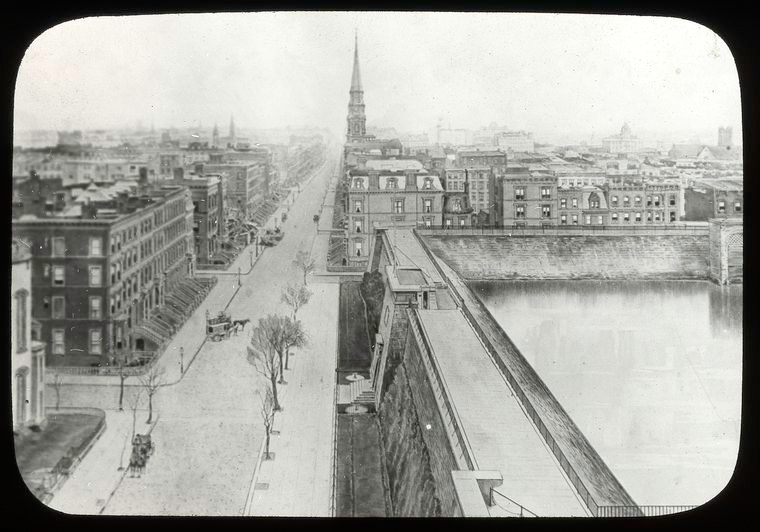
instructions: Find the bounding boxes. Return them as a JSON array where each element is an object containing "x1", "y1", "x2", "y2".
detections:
[{"x1": 15, "y1": 290, "x2": 28, "y2": 352}]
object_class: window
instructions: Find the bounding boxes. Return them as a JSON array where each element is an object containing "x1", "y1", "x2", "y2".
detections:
[
  {"x1": 453, "y1": 199, "x2": 461, "y2": 213},
  {"x1": 53, "y1": 266, "x2": 65, "y2": 286},
  {"x1": 52, "y1": 237, "x2": 66, "y2": 257},
  {"x1": 611, "y1": 212, "x2": 618, "y2": 222},
  {"x1": 515, "y1": 204, "x2": 526, "y2": 218},
  {"x1": 654, "y1": 212, "x2": 661, "y2": 222},
  {"x1": 541, "y1": 205, "x2": 551, "y2": 218},
  {"x1": 52, "y1": 329, "x2": 65, "y2": 355},
  {"x1": 647, "y1": 212, "x2": 653, "y2": 222},
  {"x1": 653, "y1": 195, "x2": 661, "y2": 207},
  {"x1": 560, "y1": 214, "x2": 567, "y2": 225},
  {"x1": 424, "y1": 218, "x2": 431, "y2": 228},
  {"x1": 460, "y1": 217, "x2": 466, "y2": 227},
  {"x1": 717, "y1": 200, "x2": 726, "y2": 213},
  {"x1": 597, "y1": 215, "x2": 603, "y2": 225},
  {"x1": 635, "y1": 212, "x2": 642, "y2": 222},
  {"x1": 445, "y1": 219, "x2": 452, "y2": 228},
  {"x1": 571, "y1": 198, "x2": 578, "y2": 208},
  {"x1": 352, "y1": 178, "x2": 364, "y2": 189},
  {"x1": 670, "y1": 212, "x2": 676, "y2": 222},
  {"x1": 635, "y1": 196, "x2": 642, "y2": 206},
  {"x1": 387, "y1": 177, "x2": 399, "y2": 189},
  {"x1": 423, "y1": 178, "x2": 432, "y2": 190},
  {"x1": 572, "y1": 214, "x2": 578, "y2": 225},
  {"x1": 89, "y1": 329, "x2": 102, "y2": 355},
  {"x1": 623, "y1": 196, "x2": 630, "y2": 206},
  {"x1": 669, "y1": 195, "x2": 676, "y2": 206},
  {"x1": 354, "y1": 241, "x2": 362, "y2": 257},
  {"x1": 560, "y1": 198, "x2": 567, "y2": 209},
  {"x1": 52, "y1": 296, "x2": 65, "y2": 319},
  {"x1": 423, "y1": 199, "x2": 432, "y2": 213},
  {"x1": 623, "y1": 213, "x2": 630, "y2": 222},
  {"x1": 611, "y1": 195, "x2": 618, "y2": 206},
  {"x1": 90, "y1": 297, "x2": 102, "y2": 319},
  {"x1": 89, "y1": 265, "x2": 102, "y2": 287},
  {"x1": 15, "y1": 291, "x2": 27, "y2": 352},
  {"x1": 43, "y1": 264, "x2": 50, "y2": 277},
  {"x1": 354, "y1": 219, "x2": 363, "y2": 233},
  {"x1": 735, "y1": 201, "x2": 742, "y2": 213},
  {"x1": 393, "y1": 200, "x2": 404, "y2": 214},
  {"x1": 354, "y1": 200, "x2": 363, "y2": 213},
  {"x1": 541, "y1": 186, "x2": 551, "y2": 200},
  {"x1": 585, "y1": 214, "x2": 591, "y2": 225},
  {"x1": 514, "y1": 187, "x2": 525, "y2": 200},
  {"x1": 646, "y1": 195, "x2": 652, "y2": 207},
  {"x1": 589, "y1": 193, "x2": 600, "y2": 209}
]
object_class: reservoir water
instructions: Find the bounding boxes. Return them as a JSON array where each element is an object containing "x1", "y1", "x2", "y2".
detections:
[{"x1": 469, "y1": 280, "x2": 742, "y2": 508}]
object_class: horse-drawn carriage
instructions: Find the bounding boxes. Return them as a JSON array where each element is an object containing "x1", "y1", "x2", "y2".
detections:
[
  {"x1": 206, "y1": 310, "x2": 250, "y2": 341},
  {"x1": 128, "y1": 434, "x2": 154, "y2": 477},
  {"x1": 207, "y1": 311, "x2": 233, "y2": 341}
]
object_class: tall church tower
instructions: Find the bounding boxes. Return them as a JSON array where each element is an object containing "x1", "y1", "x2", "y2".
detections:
[
  {"x1": 347, "y1": 31, "x2": 367, "y2": 143},
  {"x1": 212, "y1": 123, "x2": 220, "y2": 148},
  {"x1": 229, "y1": 114, "x2": 236, "y2": 147}
]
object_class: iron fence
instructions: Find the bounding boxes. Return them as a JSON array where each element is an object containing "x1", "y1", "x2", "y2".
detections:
[{"x1": 597, "y1": 505, "x2": 697, "y2": 517}]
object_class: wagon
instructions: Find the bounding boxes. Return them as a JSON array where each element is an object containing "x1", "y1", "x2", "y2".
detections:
[{"x1": 207, "y1": 311, "x2": 233, "y2": 341}]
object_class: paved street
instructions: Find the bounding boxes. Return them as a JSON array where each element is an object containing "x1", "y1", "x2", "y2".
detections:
[{"x1": 49, "y1": 148, "x2": 341, "y2": 515}]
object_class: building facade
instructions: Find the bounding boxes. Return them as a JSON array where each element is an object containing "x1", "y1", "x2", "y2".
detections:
[
  {"x1": 12, "y1": 182, "x2": 195, "y2": 367},
  {"x1": 202, "y1": 161, "x2": 266, "y2": 219},
  {"x1": 502, "y1": 174, "x2": 558, "y2": 227},
  {"x1": 12, "y1": 239, "x2": 47, "y2": 430},
  {"x1": 347, "y1": 171, "x2": 444, "y2": 263}
]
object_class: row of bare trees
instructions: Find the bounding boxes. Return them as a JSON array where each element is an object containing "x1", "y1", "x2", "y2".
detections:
[{"x1": 246, "y1": 282, "x2": 313, "y2": 459}]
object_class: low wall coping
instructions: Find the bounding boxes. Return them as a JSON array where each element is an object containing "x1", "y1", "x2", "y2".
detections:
[{"x1": 451, "y1": 470, "x2": 503, "y2": 516}]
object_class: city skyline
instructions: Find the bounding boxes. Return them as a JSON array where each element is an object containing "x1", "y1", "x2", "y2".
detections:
[{"x1": 14, "y1": 12, "x2": 742, "y2": 146}]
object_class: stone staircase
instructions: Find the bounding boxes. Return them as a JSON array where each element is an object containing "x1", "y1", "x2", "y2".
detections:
[{"x1": 338, "y1": 378, "x2": 375, "y2": 407}]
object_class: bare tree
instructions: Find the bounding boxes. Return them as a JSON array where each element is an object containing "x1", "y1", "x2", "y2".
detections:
[
  {"x1": 259, "y1": 388, "x2": 276, "y2": 460},
  {"x1": 127, "y1": 389, "x2": 144, "y2": 441},
  {"x1": 52, "y1": 373, "x2": 64, "y2": 410},
  {"x1": 283, "y1": 318, "x2": 308, "y2": 371},
  {"x1": 247, "y1": 317, "x2": 283, "y2": 411},
  {"x1": 281, "y1": 283, "x2": 312, "y2": 320},
  {"x1": 293, "y1": 250, "x2": 315, "y2": 286},
  {"x1": 114, "y1": 352, "x2": 131, "y2": 411},
  {"x1": 138, "y1": 365, "x2": 166, "y2": 424}
]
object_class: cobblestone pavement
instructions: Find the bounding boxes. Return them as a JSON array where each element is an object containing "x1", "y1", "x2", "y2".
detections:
[{"x1": 50, "y1": 148, "x2": 339, "y2": 516}]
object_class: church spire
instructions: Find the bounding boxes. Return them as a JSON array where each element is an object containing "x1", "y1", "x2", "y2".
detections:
[
  {"x1": 346, "y1": 30, "x2": 366, "y2": 142},
  {"x1": 351, "y1": 29, "x2": 362, "y2": 92}
]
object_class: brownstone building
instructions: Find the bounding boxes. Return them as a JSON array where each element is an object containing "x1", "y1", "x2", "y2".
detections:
[{"x1": 12, "y1": 180, "x2": 203, "y2": 367}]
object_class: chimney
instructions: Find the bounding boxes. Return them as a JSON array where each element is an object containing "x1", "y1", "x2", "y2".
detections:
[
  {"x1": 138, "y1": 166, "x2": 148, "y2": 185},
  {"x1": 368, "y1": 171, "x2": 380, "y2": 189},
  {"x1": 173, "y1": 167, "x2": 184, "y2": 180}
]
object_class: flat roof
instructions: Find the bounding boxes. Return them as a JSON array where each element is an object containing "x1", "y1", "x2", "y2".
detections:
[
  {"x1": 396, "y1": 268, "x2": 426, "y2": 286},
  {"x1": 417, "y1": 309, "x2": 589, "y2": 517}
]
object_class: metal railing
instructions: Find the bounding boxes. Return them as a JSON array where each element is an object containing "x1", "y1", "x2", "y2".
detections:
[
  {"x1": 597, "y1": 505, "x2": 697, "y2": 518},
  {"x1": 52, "y1": 351, "x2": 158, "y2": 377},
  {"x1": 416, "y1": 223, "x2": 709, "y2": 237},
  {"x1": 490, "y1": 489, "x2": 539, "y2": 517}
]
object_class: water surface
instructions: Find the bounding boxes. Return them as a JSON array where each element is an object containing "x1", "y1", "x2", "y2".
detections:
[{"x1": 470, "y1": 280, "x2": 742, "y2": 507}]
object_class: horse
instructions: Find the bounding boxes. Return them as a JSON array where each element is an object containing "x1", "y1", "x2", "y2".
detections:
[{"x1": 232, "y1": 319, "x2": 250, "y2": 334}]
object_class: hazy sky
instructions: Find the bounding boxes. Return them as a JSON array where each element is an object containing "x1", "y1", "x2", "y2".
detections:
[{"x1": 14, "y1": 12, "x2": 742, "y2": 144}]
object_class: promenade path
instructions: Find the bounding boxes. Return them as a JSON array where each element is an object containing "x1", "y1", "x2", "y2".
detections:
[{"x1": 48, "y1": 147, "x2": 340, "y2": 515}]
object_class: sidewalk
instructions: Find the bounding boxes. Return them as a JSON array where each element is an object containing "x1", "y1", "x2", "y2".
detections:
[
  {"x1": 245, "y1": 282, "x2": 339, "y2": 516},
  {"x1": 48, "y1": 409, "x2": 156, "y2": 515}
]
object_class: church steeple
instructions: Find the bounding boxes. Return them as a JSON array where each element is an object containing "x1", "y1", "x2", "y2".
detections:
[
  {"x1": 229, "y1": 114, "x2": 236, "y2": 146},
  {"x1": 347, "y1": 30, "x2": 367, "y2": 142}
]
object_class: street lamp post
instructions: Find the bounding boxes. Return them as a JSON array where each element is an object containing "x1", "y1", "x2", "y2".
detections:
[
  {"x1": 179, "y1": 346, "x2": 184, "y2": 375},
  {"x1": 238, "y1": 267, "x2": 242, "y2": 287}
]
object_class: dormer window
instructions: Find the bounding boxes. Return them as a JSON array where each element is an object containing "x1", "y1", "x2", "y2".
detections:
[
  {"x1": 387, "y1": 177, "x2": 398, "y2": 189},
  {"x1": 352, "y1": 178, "x2": 364, "y2": 189},
  {"x1": 423, "y1": 178, "x2": 432, "y2": 190},
  {"x1": 454, "y1": 200, "x2": 461, "y2": 213}
]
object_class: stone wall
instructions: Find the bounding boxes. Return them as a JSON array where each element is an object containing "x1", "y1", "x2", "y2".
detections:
[
  {"x1": 378, "y1": 358, "x2": 460, "y2": 517},
  {"x1": 422, "y1": 235, "x2": 710, "y2": 280}
]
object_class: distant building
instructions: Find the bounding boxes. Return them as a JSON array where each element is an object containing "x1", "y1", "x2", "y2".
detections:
[
  {"x1": 718, "y1": 126, "x2": 733, "y2": 148},
  {"x1": 202, "y1": 160, "x2": 267, "y2": 219},
  {"x1": 12, "y1": 239, "x2": 46, "y2": 431},
  {"x1": 437, "y1": 128, "x2": 470, "y2": 146},
  {"x1": 602, "y1": 123, "x2": 643, "y2": 154},
  {"x1": 495, "y1": 131, "x2": 535, "y2": 153},
  {"x1": 502, "y1": 174, "x2": 558, "y2": 227},
  {"x1": 172, "y1": 169, "x2": 226, "y2": 266}
]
